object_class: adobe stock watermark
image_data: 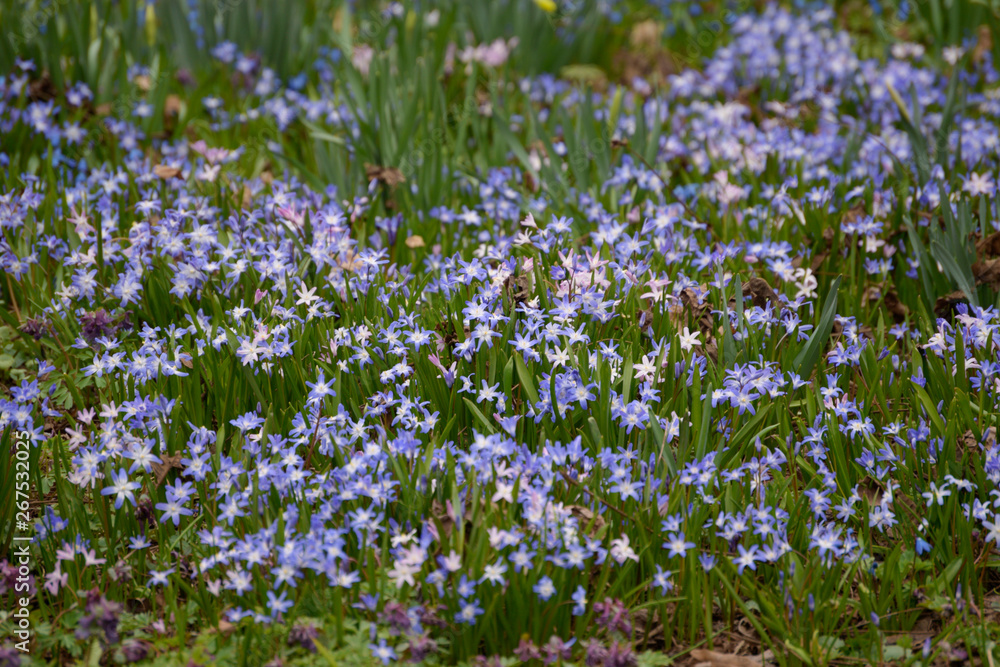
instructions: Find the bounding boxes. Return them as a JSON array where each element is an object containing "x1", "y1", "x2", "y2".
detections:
[
  {"x1": 5, "y1": 0, "x2": 71, "y2": 52},
  {"x1": 396, "y1": 80, "x2": 500, "y2": 179},
  {"x1": 671, "y1": 0, "x2": 754, "y2": 71},
  {"x1": 9, "y1": 429, "x2": 34, "y2": 654}
]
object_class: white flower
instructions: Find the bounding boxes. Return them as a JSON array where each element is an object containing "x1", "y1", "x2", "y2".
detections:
[
  {"x1": 678, "y1": 326, "x2": 701, "y2": 352},
  {"x1": 610, "y1": 534, "x2": 639, "y2": 564},
  {"x1": 963, "y1": 172, "x2": 995, "y2": 197}
]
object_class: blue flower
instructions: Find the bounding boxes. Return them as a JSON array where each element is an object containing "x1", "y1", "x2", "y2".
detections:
[
  {"x1": 455, "y1": 599, "x2": 484, "y2": 625},
  {"x1": 267, "y1": 589, "x2": 292, "y2": 618},
  {"x1": 915, "y1": 537, "x2": 932, "y2": 556},
  {"x1": 571, "y1": 585, "x2": 587, "y2": 615},
  {"x1": 370, "y1": 639, "x2": 397, "y2": 664},
  {"x1": 734, "y1": 544, "x2": 759, "y2": 575},
  {"x1": 100, "y1": 468, "x2": 140, "y2": 509},
  {"x1": 534, "y1": 576, "x2": 556, "y2": 601}
]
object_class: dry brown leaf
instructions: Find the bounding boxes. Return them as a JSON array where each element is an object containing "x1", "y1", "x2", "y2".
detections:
[
  {"x1": 365, "y1": 164, "x2": 406, "y2": 188},
  {"x1": 983, "y1": 594, "x2": 1000, "y2": 623},
  {"x1": 975, "y1": 25, "x2": 993, "y2": 65},
  {"x1": 974, "y1": 258, "x2": 1000, "y2": 289},
  {"x1": 164, "y1": 95, "x2": 183, "y2": 117},
  {"x1": 666, "y1": 286, "x2": 719, "y2": 363},
  {"x1": 936, "y1": 235, "x2": 1000, "y2": 318},
  {"x1": 523, "y1": 169, "x2": 537, "y2": 193},
  {"x1": 28, "y1": 74, "x2": 57, "y2": 102},
  {"x1": 977, "y1": 231, "x2": 1000, "y2": 258},
  {"x1": 567, "y1": 504, "x2": 606, "y2": 537},
  {"x1": 669, "y1": 287, "x2": 714, "y2": 334},
  {"x1": 150, "y1": 453, "x2": 184, "y2": 486},
  {"x1": 858, "y1": 478, "x2": 885, "y2": 506},
  {"x1": 207, "y1": 619, "x2": 237, "y2": 635},
  {"x1": 630, "y1": 20, "x2": 661, "y2": 51},
  {"x1": 405, "y1": 235, "x2": 425, "y2": 249},
  {"x1": 504, "y1": 274, "x2": 532, "y2": 307},
  {"x1": 843, "y1": 202, "x2": 866, "y2": 225},
  {"x1": 430, "y1": 499, "x2": 455, "y2": 539},
  {"x1": 740, "y1": 277, "x2": 780, "y2": 311},
  {"x1": 153, "y1": 164, "x2": 182, "y2": 180},
  {"x1": 809, "y1": 250, "x2": 828, "y2": 272},
  {"x1": 691, "y1": 649, "x2": 764, "y2": 667},
  {"x1": 883, "y1": 290, "x2": 909, "y2": 323},
  {"x1": 613, "y1": 47, "x2": 676, "y2": 88},
  {"x1": 702, "y1": 338, "x2": 719, "y2": 364},
  {"x1": 934, "y1": 290, "x2": 967, "y2": 319},
  {"x1": 636, "y1": 307, "x2": 654, "y2": 333},
  {"x1": 339, "y1": 250, "x2": 362, "y2": 272},
  {"x1": 631, "y1": 608, "x2": 663, "y2": 643},
  {"x1": 959, "y1": 427, "x2": 996, "y2": 455}
]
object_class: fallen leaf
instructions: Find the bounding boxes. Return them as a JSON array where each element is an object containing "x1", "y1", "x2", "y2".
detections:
[
  {"x1": 959, "y1": 427, "x2": 995, "y2": 455},
  {"x1": 934, "y1": 290, "x2": 967, "y2": 319},
  {"x1": 636, "y1": 307, "x2": 654, "y2": 333},
  {"x1": 974, "y1": 258, "x2": 1000, "y2": 289},
  {"x1": 216, "y1": 619, "x2": 236, "y2": 635},
  {"x1": 150, "y1": 453, "x2": 184, "y2": 486},
  {"x1": 858, "y1": 477, "x2": 885, "y2": 506},
  {"x1": 153, "y1": 164, "x2": 182, "y2": 180},
  {"x1": 339, "y1": 250, "x2": 362, "y2": 272},
  {"x1": 883, "y1": 290, "x2": 909, "y2": 323},
  {"x1": 974, "y1": 25, "x2": 993, "y2": 65},
  {"x1": 28, "y1": 74, "x2": 57, "y2": 102},
  {"x1": 809, "y1": 250, "x2": 828, "y2": 272},
  {"x1": 629, "y1": 20, "x2": 661, "y2": 51},
  {"x1": 740, "y1": 277, "x2": 780, "y2": 311},
  {"x1": 691, "y1": 649, "x2": 765, "y2": 667},
  {"x1": 430, "y1": 499, "x2": 455, "y2": 538},
  {"x1": 365, "y1": 164, "x2": 406, "y2": 188},
  {"x1": 702, "y1": 338, "x2": 719, "y2": 364},
  {"x1": 566, "y1": 504, "x2": 606, "y2": 537},
  {"x1": 504, "y1": 274, "x2": 532, "y2": 306},
  {"x1": 164, "y1": 95, "x2": 183, "y2": 117}
]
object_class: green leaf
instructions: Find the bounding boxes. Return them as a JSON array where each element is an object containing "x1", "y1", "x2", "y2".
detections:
[
  {"x1": 463, "y1": 397, "x2": 496, "y2": 435},
  {"x1": 514, "y1": 354, "x2": 539, "y2": 406},
  {"x1": 313, "y1": 640, "x2": 340, "y2": 667},
  {"x1": 913, "y1": 384, "x2": 946, "y2": 436},
  {"x1": 793, "y1": 275, "x2": 841, "y2": 380},
  {"x1": 931, "y1": 239, "x2": 979, "y2": 309}
]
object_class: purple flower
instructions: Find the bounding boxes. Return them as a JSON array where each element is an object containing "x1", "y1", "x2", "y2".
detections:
[
  {"x1": 288, "y1": 622, "x2": 319, "y2": 652},
  {"x1": 542, "y1": 635, "x2": 576, "y2": 664},
  {"x1": 121, "y1": 639, "x2": 150, "y2": 663},
  {"x1": 75, "y1": 589, "x2": 122, "y2": 644},
  {"x1": 514, "y1": 637, "x2": 541, "y2": 662}
]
